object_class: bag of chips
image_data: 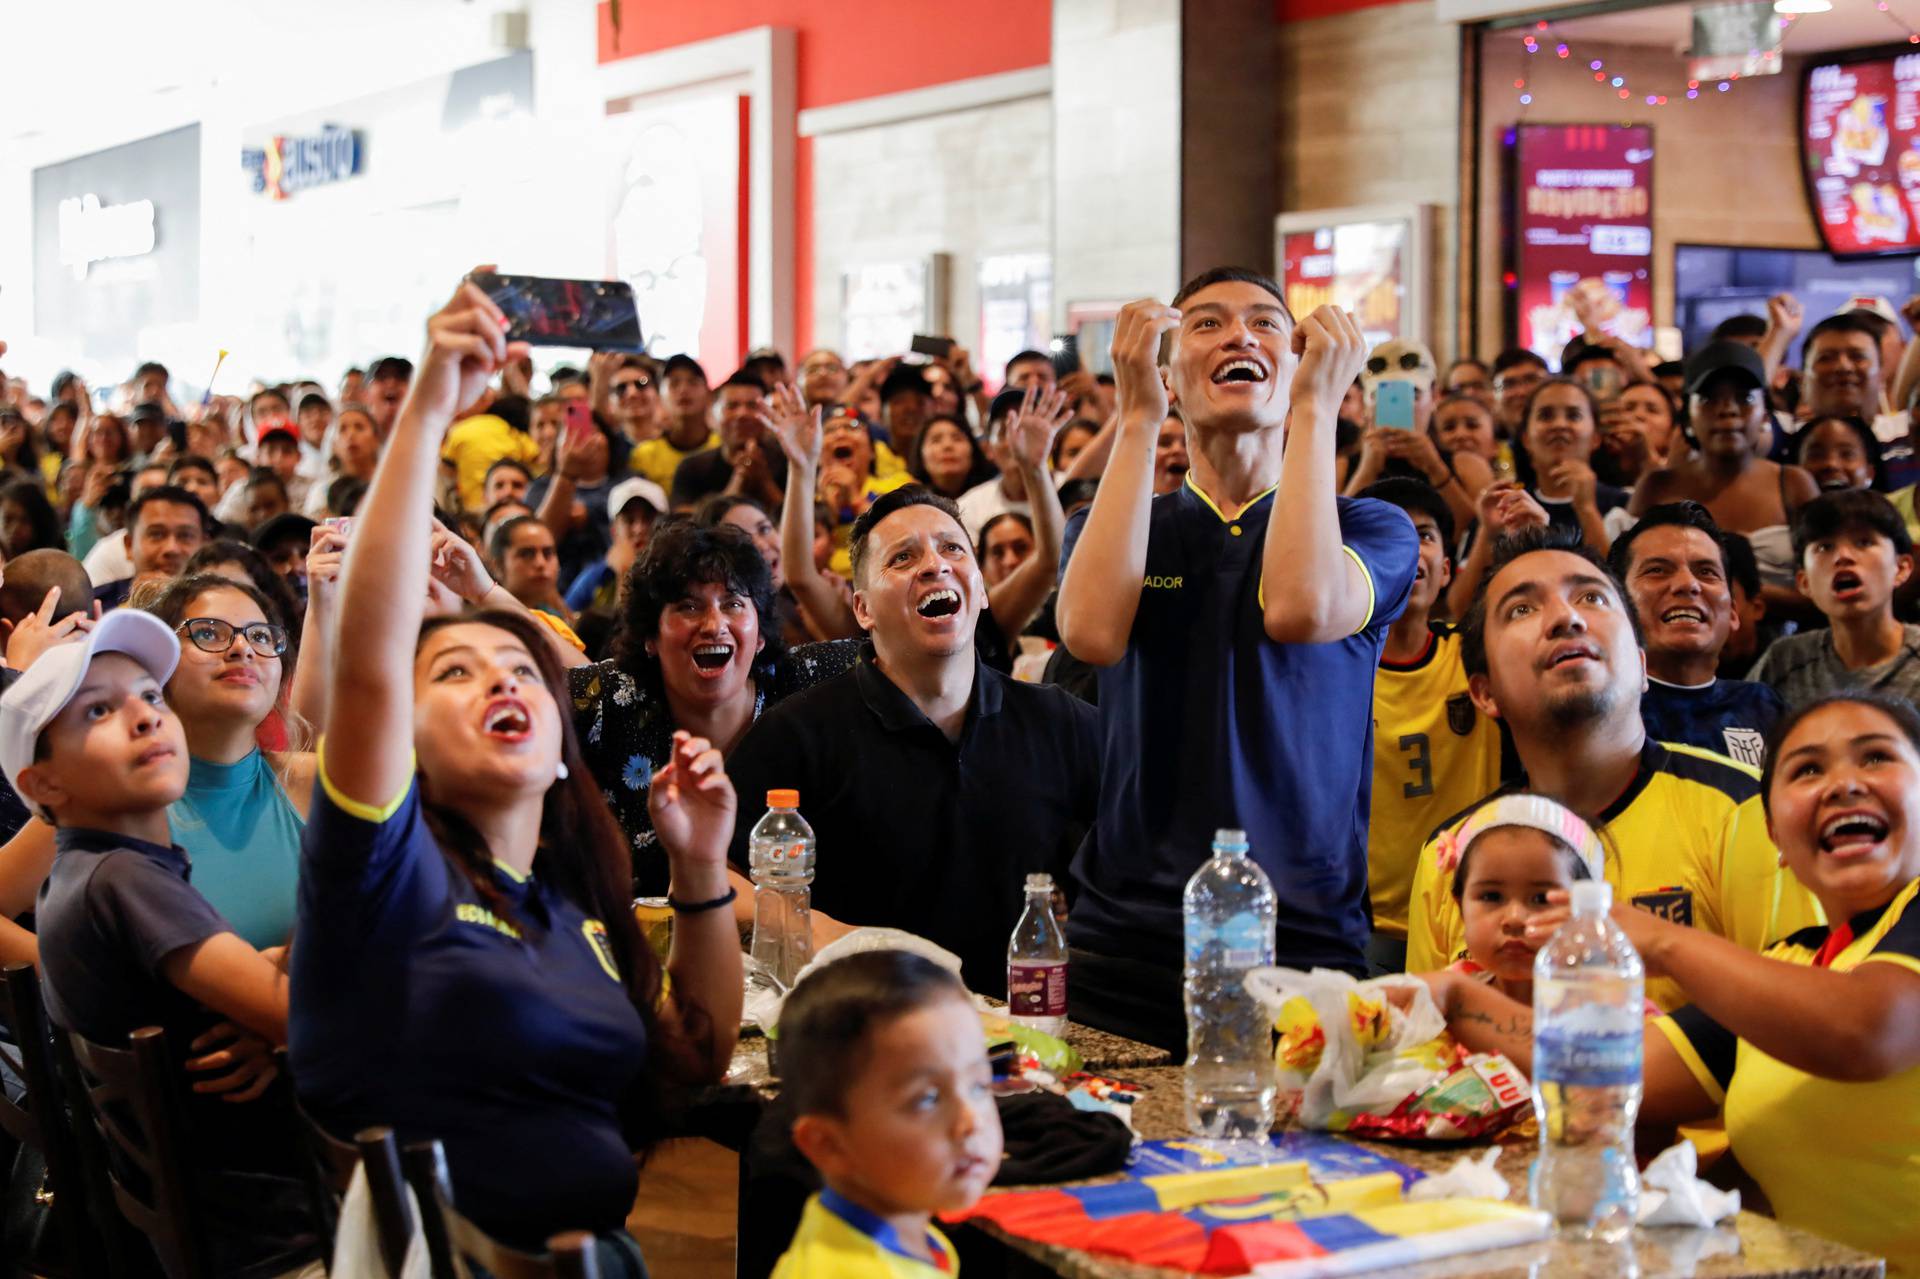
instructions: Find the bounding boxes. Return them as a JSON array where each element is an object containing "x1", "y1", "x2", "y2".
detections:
[{"x1": 1247, "y1": 968, "x2": 1530, "y2": 1141}]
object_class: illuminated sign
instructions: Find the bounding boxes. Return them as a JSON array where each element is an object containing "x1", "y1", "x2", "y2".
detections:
[
  {"x1": 57, "y1": 193, "x2": 156, "y2": 280},
  {"x1": 242, "y1": 125, "x2": 363, "y2": 199},
  {"x1": 1512, "y1": 124, "x2": 1654, "y2": 364}
]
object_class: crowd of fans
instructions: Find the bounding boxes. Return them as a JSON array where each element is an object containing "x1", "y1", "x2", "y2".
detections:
[{"x1": 0, "y1": 263, "x2": 1916, "y2": 1275}]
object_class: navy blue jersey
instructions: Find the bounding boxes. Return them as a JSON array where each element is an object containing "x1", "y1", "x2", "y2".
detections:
[
  {"x1": 1641, "y1": 677, "x2": 1787, "y2": 769},
  {"x1": 289, "y1": 755, "x2": 648, "y2": 1250},
  {"x1": 1060, "y1": 479, "x2": 1418, "y2": 976}
]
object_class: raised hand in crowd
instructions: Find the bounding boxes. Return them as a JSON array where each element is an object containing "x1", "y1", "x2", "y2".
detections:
[
  {"x1": 1444, "y1": 480, "x2": 1550, "y2": 619},
  {"x1": 770, "y1": 380, "x2": 859, "y2": 638},
  {"x1": 3, "y1": 586, "x2": 94, "y2": 672}
]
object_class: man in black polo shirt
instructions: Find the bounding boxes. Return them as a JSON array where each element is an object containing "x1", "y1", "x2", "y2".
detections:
[{"x1": 726, "y1": 486, "x2": 1099, "y2": 996}]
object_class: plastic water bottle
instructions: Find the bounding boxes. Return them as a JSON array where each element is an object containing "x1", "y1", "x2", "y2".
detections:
[
  {"x1": 1007, "y1": 873, "x2": 1068, "y2": 1036},
  {"x1": 747, "y1": 789, "x2": 816, "y2": 991},
  {"x1": 1531, "y1": 880, "x2": 1644, "y2": 1241},
  {"x1": 1183, "y1": 828, "x2": 1278, "y2": 1144}
]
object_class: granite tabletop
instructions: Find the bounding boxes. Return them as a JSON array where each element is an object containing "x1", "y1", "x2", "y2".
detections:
[{"x1": 964, "y1": 1067, "x2": 1887, "y2": 1279}]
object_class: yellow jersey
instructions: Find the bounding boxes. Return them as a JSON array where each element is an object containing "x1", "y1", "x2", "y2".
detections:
[
  {"x1": 1406, "y1": 740, "x2": 1823, "y2": 1010},
  {"x1": 1368, "y1": 631, "x2": 1503, "y2": 938},
  {"x1": 440, "y1": 414, "x2": 539, "y2": 512},
  {"x1": 826, "y1": 472, "x2": 916, "y2": 579},
  {"x1": 772, "y1": 1192, "x2": 957, "y2": 1279},
  {"x1": 1656, "y1": 877, "x2": 1920, "y2": 1273},
  {"x1": 631, "y1": 430, "x2": 719, "y2": 489}
]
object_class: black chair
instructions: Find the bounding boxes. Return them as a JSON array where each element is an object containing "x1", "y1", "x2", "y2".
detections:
[
  {"x1": 0, "y1": 964, "x2": 91, "y2": 1277},
  {"x1": 399, "y1": 1139, "x2": 601, "y2": 1279},
  {"x1": 57, "y1": 1024, "x2": 208, "y2": 1277},
  {"x1": 294, "y1": 1105, "x2": 414, "y2": 1279}
]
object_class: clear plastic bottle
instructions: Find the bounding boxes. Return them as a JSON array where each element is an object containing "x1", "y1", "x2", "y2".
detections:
[
  {"x1": 1182, "y1": 828, "x2": 1277, "y2": 1144},
  {"x1": 1007, "y1": 873, "x2": 1068, "y2": 1036},
  {"x1": 1530, "y1": 879, "x2": 1644, "y2": 1241},
  {"x1": 747, "y1": 789, "x2": 816, "y2": 991}
]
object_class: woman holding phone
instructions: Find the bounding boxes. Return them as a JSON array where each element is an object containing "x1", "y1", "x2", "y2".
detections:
[{"x1": 290, "y1": 277, "x2": 741, "y2": 1269}]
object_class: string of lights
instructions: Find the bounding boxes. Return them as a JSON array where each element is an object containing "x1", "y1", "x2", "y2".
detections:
[{"x1": 1505, "y1": 7, "x2": 1899, "y2": 110}]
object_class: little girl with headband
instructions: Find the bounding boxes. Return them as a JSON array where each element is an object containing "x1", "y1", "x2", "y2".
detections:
[{"x1": 1438, "y1": 792, "x2": 1659, "y2": 1016}]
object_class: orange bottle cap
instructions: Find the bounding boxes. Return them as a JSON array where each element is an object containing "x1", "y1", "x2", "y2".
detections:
[{"x1": 767, "y1": 789, "x2": 800, "y2": 808}]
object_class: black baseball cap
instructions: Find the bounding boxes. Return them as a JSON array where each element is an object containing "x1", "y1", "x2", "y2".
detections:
[
  {"x1": 879, "y1": 364, "x2": 930, "y2": 402},
  {"x1": 131, "y1": 401, "x2": 167, "y2": 422},
  {"x1": 988, "y1": 387, "x2": 1026, "y2": 427},
  {"x1": 1682, "y1": 341, "x2": 1768, "y2": 397},
  {"x1": 662, "y1": 353, "x2": 707, "y2": 384},
  {"x1": 252, "y1": 512, "x2": 316, "y2": 552}
]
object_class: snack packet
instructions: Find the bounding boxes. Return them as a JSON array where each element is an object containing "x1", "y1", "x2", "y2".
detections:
[{"x1": 1247, "y1": 968, "x2": 1530, "y2": 1141}]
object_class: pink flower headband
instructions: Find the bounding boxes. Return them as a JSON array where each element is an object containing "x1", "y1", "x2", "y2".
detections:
[{"x1": 1433, "y1": 793, "x2": 1605, "y2": 884}]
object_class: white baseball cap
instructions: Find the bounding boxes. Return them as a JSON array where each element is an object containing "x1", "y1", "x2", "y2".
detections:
[
  {"x1": 0, "y1": 609, "x2": 180, "y2": 799},
  {"x1": 608, "y1": 476, "x2": 668, "y2": 519},
  {"x1": 1834, "y1": 295, "x2": 1901, "y2": 328}
]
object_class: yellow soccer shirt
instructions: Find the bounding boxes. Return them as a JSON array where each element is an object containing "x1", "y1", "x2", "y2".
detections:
[
  {"x1": 772, "y1": 1192, "x2": 958, "y2": 1279},
  {"x1": 1656, "y1": 877, "x2": 1920, "y2": 1272},
  {"x1": 441, "y1": 414, "x2": 540, "y2": 512},
  {"x1": 631, "y1": 430, "x2": 719, "y2": 489},
  {"x1": 1368, "y1": 631, "x2": 1503, "y2": 938},
  {"x1": 826, "y1": 472, "x2": 916, "y2": 579},
  {"x1": 1406, "y1": 740, "x2": 1823, "y2": 1010}
]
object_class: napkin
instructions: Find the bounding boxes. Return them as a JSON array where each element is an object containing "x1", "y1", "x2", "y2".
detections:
[{"x1": 1638, "y1": 1139, "x2": 1740, "y2": 1226}]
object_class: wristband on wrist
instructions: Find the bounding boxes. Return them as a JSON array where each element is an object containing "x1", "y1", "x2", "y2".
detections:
[{"x1": 667, "y1": 886, "x2": 738, "y2": 914}]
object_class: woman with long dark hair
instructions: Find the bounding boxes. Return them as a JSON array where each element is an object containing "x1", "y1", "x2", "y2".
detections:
[
  {"x1": 0, "y1": 479, "x2": 63, "y2": 559},
  {"x1": 290, "y1": 279, "x2": 741, "y2": 1269},
  {"x1": 906, "y1": 411, "x2": 997, "y2": 500}
]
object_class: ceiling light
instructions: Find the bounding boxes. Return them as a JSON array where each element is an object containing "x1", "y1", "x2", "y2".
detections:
[{"x1": 1773, "y1": 0, "x2": 1832, "y2": 13}]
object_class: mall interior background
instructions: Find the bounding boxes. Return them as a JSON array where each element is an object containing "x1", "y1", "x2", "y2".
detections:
[{"x1": 7, "y1": 0, "x2": 1919, "y2": 395}]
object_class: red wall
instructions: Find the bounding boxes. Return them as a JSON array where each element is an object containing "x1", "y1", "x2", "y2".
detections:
[
  {"x1": 1275, "y1": 0, "x2": 1410, "y2": 22},
  {"x1": 597, "y1": 2, "x2": 1050, "y2": 354}
]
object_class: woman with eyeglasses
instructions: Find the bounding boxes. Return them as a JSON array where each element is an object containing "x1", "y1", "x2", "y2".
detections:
[{"x1": 0, "y1": 573, "x2": 312, "y2": 970}]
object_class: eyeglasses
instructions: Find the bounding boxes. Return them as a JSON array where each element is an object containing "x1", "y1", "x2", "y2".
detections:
[
  {"x1": 176, "y1": 618, "x2": 288, "y2": 658},
  {"x1": 613, "y1": 378, "x2": 652, "y2": 396},
  {"x1": 1366, "y1": 352, "x2": 1428, "y2": 375},
  {"x1": 1493, "y1": 370, "x2": 1544, "y2": 393}
]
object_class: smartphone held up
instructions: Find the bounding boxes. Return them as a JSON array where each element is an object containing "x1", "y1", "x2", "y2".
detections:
[{"x1": 467, "y1": 272, "x2": 644, "y2": 352}]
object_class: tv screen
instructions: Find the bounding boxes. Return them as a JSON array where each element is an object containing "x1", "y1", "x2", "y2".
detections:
[
  {"x1": 1802, "y1": 50, "x2": 1920, "y2": 257},
  {"x1": 1673, "y1": 244, "x2": 1918, "y2": 365}
]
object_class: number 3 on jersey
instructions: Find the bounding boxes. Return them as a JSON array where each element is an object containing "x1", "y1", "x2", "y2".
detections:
[{"x1": 1399, "y1": 732, "x2": 1432, "y2": 798}]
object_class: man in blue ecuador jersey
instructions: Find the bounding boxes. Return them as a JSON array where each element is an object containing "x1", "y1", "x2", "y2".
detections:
[{"x1": 1056, "y1": 268, "x2": 1419, "y2": 1050}]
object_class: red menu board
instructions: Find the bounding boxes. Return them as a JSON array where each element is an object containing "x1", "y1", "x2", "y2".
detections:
[
  {"x1": 1280, "y1": 221, "x2": 1407, "y2": 350},
  {"x1": 1803, "y1": 53, "x2": 1920, "y2": 256},
  {"x1": 1513, "y1": 124, "x2": 1654, "y2": 365}
]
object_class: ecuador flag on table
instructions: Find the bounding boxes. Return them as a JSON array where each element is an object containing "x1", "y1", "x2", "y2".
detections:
[{"x1": 945, "y1": 1135, "x2": 1549, "y2": 1276}]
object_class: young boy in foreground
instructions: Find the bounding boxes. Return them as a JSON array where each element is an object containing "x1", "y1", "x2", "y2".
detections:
[{"x1": 774, "y1": 950, "x2": 1005, "y2": 1277}]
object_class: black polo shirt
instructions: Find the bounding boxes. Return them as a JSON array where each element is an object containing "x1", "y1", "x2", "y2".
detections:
[
  {"x1": 670, "y1": 445, "x2": 788, "y2": 508},
  {"x1": 725, "y1": 645, "x2": 1100, "y2": 996}
]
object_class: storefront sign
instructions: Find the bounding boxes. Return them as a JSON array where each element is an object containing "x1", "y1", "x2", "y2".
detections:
[
  {"x1": 1512, "y1": 124, "x2": 1654, "y2": 365},
  {"x1": 978, "y1": 254, "x2": 1051, "y2": 391},
  {"x1": 1281, "y1": 222, "x2": 1409, "y2": 351},
  {"x1": 1803, "y1": 53, "x2": 1920, "y2": 257},
  {"x1": 242, "y1": 125, "x2": 363, "y2": 199},
  {"x1": 32, "y1": 125, "x2": 200, "y2": 360},
  {"x1": 841, "y1": 257, "x2": 947, "y2": 362},
  {"x1": 56, "y1": 193, "x2": 156, "y2": 280}
]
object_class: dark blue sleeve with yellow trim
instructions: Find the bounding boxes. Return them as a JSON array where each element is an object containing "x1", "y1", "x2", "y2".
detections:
[{"x1": 1336, "y1": 496, "x2": 1418, "y2": 634}]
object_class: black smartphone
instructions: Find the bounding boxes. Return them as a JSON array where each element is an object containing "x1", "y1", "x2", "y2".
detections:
[
  {"x1": 467, "y1": 272, "x2": 644, "y2": 352},
  {"x1": 1049, "y1": 333, "x2": 1080, "y2": 379},
  {"x1": 166, "y1": 419, "x2": 188, "y2": 452},
  {"x1": 909, "y1": 334, "x2": 956, "y2": 360}
]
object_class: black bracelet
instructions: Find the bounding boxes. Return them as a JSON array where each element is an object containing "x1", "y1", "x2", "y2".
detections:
[{"x1": 666, "y1": 886, "x2": 738, "y2": 914}]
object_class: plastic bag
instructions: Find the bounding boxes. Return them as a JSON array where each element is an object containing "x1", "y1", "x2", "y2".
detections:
[{"x1": 1246, "y1": 967, "x2": 1530, "y2": 1140}]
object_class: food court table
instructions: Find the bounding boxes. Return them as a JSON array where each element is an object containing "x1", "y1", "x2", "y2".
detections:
[{"x1": 963, "y1": 1063, "x2": 1886, "y2": 1279}]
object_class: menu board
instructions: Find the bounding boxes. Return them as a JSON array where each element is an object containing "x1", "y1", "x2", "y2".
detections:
[
  {"x1": 1803, "y1": 53, "x2": 1920, "y2": 257},
  {"x1": 1513, "y1": 124, "x2": 1654, "y2": 365},
  {"x1": 1280, "y1": 220, "x2": 1408, "y2": 350}
]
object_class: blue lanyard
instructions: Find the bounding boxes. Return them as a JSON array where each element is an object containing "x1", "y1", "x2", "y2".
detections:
[{"x1": 818, "y1": 1189, "x2": 950, "y2": 1272}]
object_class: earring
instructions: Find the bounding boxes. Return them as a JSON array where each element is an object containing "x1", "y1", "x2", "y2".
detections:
[{"x1": 556, "y1": 761, "x2": 570, "y2": 781}]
